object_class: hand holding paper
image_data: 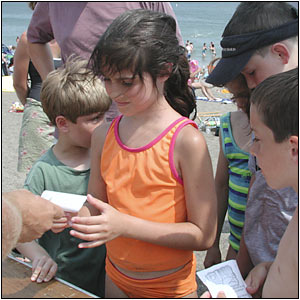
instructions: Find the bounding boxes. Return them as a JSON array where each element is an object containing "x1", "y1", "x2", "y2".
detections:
[
  {"x1": 41, "y1": 190, "x2": 87, "y2": 213},
  {"x1": 41, "y1": 191, "x2": 87, "y2": 233}
]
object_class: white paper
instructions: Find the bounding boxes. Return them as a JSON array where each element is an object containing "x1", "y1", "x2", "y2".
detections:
[
  {"x1": 197, "y1": 260, "x2": 252, "y2": 298},
  {"x1": 41, "y1": 190, "x2": 87, "y2": 213}
]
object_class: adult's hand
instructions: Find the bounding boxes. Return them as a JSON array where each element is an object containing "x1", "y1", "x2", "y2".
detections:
[{"x1": 3, "y1": 189, "x2": 64, "y2": 243}]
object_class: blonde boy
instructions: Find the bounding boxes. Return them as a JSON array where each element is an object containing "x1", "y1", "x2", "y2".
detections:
[{"x1": 16, "y1": 57, "x2": 111, "y2": 297}]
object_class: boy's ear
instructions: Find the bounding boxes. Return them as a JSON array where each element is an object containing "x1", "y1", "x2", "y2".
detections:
[
  {"x1": 55, "y1": 116, "x2": 69, "y2": 132},
  {"x1": 289, "y1": 135, "x2": 298, "y2": 164},
  {"x1": 271, "y1": 42, "x2": 290, "y2": 65}
]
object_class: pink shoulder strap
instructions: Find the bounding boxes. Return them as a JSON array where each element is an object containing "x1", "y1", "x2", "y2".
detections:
[{"x1": 169, "y1": 119, "x2": 198, "y2": 185}]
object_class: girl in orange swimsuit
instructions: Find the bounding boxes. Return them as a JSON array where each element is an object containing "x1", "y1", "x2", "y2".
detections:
[{"x1": 70, "y1": 9, "x2": 217, "y2": 298}]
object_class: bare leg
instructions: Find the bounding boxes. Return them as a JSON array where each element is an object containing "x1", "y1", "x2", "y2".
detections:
[
  {"x1": 204, "y1": 87, "x2": 216, "y2": 101},
  {"x1": 192, "y1": 81, "x2": 215, "y2": 100},
  {"x1": 105, "y1": 274, "x2": 129, "y2": 298}
]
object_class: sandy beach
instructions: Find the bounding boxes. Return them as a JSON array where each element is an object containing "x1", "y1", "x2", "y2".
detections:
[{"x1": 2, "y1": 85, "x2": 236, "y2": 295}]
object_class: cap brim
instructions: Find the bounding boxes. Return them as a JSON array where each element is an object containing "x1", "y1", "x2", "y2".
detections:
[{"x1": 206, "y1": 50, "x2": 254, "y2": 86}]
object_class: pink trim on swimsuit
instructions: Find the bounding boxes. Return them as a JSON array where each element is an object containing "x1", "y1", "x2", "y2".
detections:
[
  {"x1": 114, "y1": 115, "x2": 187, "y2": 152},
  {"x1": 169, "y1": 120, "x2": 198, "y2": 185}
]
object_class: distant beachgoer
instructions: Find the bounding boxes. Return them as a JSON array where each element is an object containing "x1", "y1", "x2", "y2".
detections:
[
  {"x1": 186, "y1": 42, "x2": 192, "y2": 60},
  {"x1": 190, "y1": 42, "x2": 194, "y2": 52},
  {"x1": 188, "y1": 60, "x2": 216, "y2": 101},
  {"x1": 210, "y1": 42, "x2": 216, "y2": 56},
  {"x1": 2, "y1": 53, "x2": 9, "y2": 76},
  {"x1": 7, "y1": 56, "x2": 14, "y2": 74},
  {"x1": 202, "y1": 43, "x2": 207, "y2": 57},
  {"x1": 9, "y1": 45, "x2": 17, "y2": 55}
]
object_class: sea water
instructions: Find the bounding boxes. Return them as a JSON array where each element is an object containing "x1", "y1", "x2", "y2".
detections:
[
  {"x1": 2, "y1": 1, "x2": 239, "y2": 66},
  {"x1": 2, "y1": 2, "x2": 298, "y2": 66},
  {"x1": 172, "y1": 2, "x2": 239, "y2": 65},
  {"x1": 2, "y1": 2, "x2": 34, "y2": 46}
]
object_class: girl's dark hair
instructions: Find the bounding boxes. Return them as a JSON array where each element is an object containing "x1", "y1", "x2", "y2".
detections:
[{"x1": 89, "y1": 9, "x2": 196, "y2": 119}]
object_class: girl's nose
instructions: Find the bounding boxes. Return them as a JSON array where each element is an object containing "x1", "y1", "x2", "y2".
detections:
[{"x1": 113, "y1": 93, "x2": 124, "y2": 101}]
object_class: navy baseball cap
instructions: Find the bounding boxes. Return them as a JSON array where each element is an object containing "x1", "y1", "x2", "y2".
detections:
[{"x1": 206, "y1": 19, "x2": 298, "y2": 86}]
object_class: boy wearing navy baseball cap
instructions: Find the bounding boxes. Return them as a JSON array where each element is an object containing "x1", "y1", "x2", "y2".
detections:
[{"x1": 206, "y1": 2, "x2": 298, "y2": 87}]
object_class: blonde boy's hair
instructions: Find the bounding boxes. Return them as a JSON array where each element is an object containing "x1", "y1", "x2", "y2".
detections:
[{"x1": 41, "y1": 56, "x2": 111, "y2": 126}]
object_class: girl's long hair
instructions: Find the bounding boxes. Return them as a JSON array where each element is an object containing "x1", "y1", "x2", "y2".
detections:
[{"x1": 89, "y1": 9, "x2": 196, "y2": 119}]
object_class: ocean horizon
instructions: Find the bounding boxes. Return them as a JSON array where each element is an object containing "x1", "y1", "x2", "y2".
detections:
[{"x1": 2, "y1": 2, "x2": 298, "y2": 66}]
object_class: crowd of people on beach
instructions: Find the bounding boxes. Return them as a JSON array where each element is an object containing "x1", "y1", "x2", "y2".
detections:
[
  {"x1": 184, "y1": 40, "x2": 219, "y2": 101},
  {"x1": 2, "y1": 2, "x2": 298, "y2": 299},
  {"x1": 2, "y1": 43, "x2": 16, "y2": 76},
  {"x1": 185, "y1": 40, "x2": 216, "y2": 61}
]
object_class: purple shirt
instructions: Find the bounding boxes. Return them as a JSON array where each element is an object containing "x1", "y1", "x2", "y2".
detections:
[{"x1": 27, "y1": 2, "x2": 183, "y2": 63}]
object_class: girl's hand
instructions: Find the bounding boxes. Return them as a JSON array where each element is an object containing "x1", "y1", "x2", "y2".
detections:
[
  {"x1": 70, "y1": 194, "x2": 124, "y2": 248},
  {"x1": 31, "y1": 255, "x2": 57, "y2": 283}
]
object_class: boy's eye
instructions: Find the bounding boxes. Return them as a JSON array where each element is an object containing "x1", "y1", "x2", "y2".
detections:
[
  {"x1": 122, "y1": 80, "x2": 133, "y2": 87},
  {"x1": 91, "y1": 114, "x2": 103, "y2": 122},
  {"x1": 253, "y1": 137, "x2": 260, "y2": 142}
]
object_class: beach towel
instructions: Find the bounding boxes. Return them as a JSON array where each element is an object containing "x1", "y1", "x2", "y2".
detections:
[
  {"x1": 2, "y1": 76, "x2": 15, "y2": 92},
  {"x1": 196, "y1": 96, "x2": 233, "y2": 104}
]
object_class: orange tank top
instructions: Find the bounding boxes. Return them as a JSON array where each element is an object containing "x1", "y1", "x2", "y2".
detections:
[{"x1": 101, "y1": 115, "x2": 198, "y2": 272}]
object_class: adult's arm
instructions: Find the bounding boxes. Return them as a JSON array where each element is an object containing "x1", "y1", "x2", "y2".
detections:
[
  {"x1": 27, "y1": 2, "x2": 55, "y2": 80},
  {"x1": 13, "y1": 32, "x2": 30, "y2": 105},
  {"x1": 27, "y1": 43, "x2": 54, "y2": 81},
  {"x1": 2, "y1": 197, "x2": 23, "y2": 259},
  {"x1": 2, "y1": 189, "x2": 64, "y2": 259}
]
